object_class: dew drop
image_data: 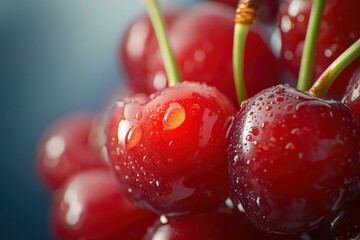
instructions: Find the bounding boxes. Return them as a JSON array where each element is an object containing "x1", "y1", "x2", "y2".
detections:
[
  {"x1": 125, "y1": 126, "x2": 143, "y2": 149},
  {"x1": 285, "y1": 104, "x2": 293, "y2": 111},
  {"x1": 249, "y1": 126, "x2": 259, "y2": 136},
  {"x1": 128, "y1": 188, "x2": 133, "y2": 193},
  {"x1": 160, "y1": 215, "x2": 168, "y2": 224},
  {"x1": 265, "y1": 105, "x2": 273, "y2": 111},
  {"x1": 151, "y1": 179, "x2": 172, "y2": 197},
  {"x1": 261, "y1": 121, "x2": 269, "y2": 129},
  {"x1": 135, "y1": 111, "x2": 142, "y2": 120},
  {"x1": 285, "y1": 142, "x2": 295, "y2": 150},
  {"x1": 163, "y1": 103, "x2": 186, "y2": 130},
  {"x1": 246, "y1": 134, "x2": 254, "y2": 141}
]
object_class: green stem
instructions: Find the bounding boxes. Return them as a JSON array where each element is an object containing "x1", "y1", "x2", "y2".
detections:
[
  {"x1": 297, "y1": 0, "x2": 325, "y2": 91},
  {"x1": 233, "y1": 24, "x2": 249, "y2": 104},
  {"x1": 309, "y1": 39, "x2": 360, "y2": 98},
  {"x1": 143, "y1": 0, "x2": 181, "y2": 87},
  {"x1": 233, "y1": 0, "x2": 260, "y2": 106}
]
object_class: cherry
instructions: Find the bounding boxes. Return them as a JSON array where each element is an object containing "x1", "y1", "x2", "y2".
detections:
[
  {"x1": 105, "y1": 81, "x2": 236, "y2": 215},
  {"x1": 122, "y1": 2, "x2": 280, "y2": 107},
  {"x1": 51, "y1": 169, "x2": 157, "y2": 240},
  {"x1": 227, "y1": 84, "x2": 360, "y2": 234},
  {"x1": 121, "y1": 7, "x2": 183, "y2": 94},
  {"x1": 278, "y1": 0, "x2": 360, "y2": 97},
  {"x1": 330, "y1": 193, "x2": 360, "y2": 239},
  {"x1": 143, "y1": 209, "x2": 266, "y2": 240},
  {"x1": 208, "y1": 0, "x2": 280, "y2": 23},
  {"x1": 36, "y1": 113, "x2": 106, "y2": 191},
  {"x1": 342, "y1": 67, "x2": 360, "y2": 122}
]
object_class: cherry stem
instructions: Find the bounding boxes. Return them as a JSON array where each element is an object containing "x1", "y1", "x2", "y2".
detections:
[
  {"x1": 143, "y1": 0, "x2": 181, "y2": 87},
  {"x1": 297, "y1": 0, "x2": 325, "y2": 91},
  {"x1": 233, "y1": 0, "x2": 259, "y2": 105},
  {"x1": 309, "y1": 39, "x2": 360, "y2": 98}
]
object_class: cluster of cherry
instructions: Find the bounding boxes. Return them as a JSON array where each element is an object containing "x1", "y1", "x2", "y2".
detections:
[{"x1": 36, "y1": 0, "x2": 360, "y2": 239}]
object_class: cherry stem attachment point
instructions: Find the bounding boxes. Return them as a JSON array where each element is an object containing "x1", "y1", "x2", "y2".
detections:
[
  {"x1": 297, "y1": 0, "x2": 325, "y2": 91},
  {"x1": 233, "y1": 0, "x2": 259, "y2": 105},
  {"x1": 309, "y1": 39, "x2": 360, "y2": 99},
  {"x1": 144, "y1": 0, "x2": 181, "y2": 87}
]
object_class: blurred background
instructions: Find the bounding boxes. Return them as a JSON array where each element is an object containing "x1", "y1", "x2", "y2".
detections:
[{"x1": 0, "y1": 0, "x2": 195, "y2": 239}]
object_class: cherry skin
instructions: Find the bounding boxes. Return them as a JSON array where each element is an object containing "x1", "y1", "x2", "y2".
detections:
[
  {"x1": 121, "y1": 8, "x2": 183, "y2": 94},
  {"x1": 36, "y1": 113, "x2": 106, "y2": 191},
  {"x1": 278, "y1": 0, "x2": 360, "y2": 97},
  {"x1": 330, "y1": 193, "x2": 360, "y2": 239},
  {"x1": 51, "y1": 169, "x2": 157, "y2": 240},
  {"x1": 143, "y1": 209, "x2": 266, "y2": 240},
  {"x1": 342, "y1": 67, "x2": 360, "y2": 122},
  {"x1": 105, "y1": 81, "x2": 236, "y2": 215},
  {"x1": 227, "y1": 84, "x2": 360, "y2": 234},
  {"x1": 122, "y1": 2, "x2": 280, "y2": 107}
]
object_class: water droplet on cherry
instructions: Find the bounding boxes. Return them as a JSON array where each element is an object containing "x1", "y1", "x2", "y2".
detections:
[{"x1": 163, "y1": 102, "x2": 186, "y2": 130}]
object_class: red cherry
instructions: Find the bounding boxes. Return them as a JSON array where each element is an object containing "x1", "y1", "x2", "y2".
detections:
[
  {"x1": 122, "y1": 3, "x2": 280, "y2": 107},
  {"x1": 227, "y1": 84, "x2": 360, "y2": 234},
  {"x1": 105, "y1": 81, "x2": 236, "y2": 215},
  {"x1": 143, "y1": 210, "x2": 266, "y2": 240},
  {"x1": 278, "y1": 0, "x2": 360, "y2": 97},
  {"x1": 342, "y1": 67, "x2": 360, "y2": 122},
  {"x1": 51, "y1": 169, "x2": 157, "y2": 240},
  {"x1": 121, "y1": 8, "x2": 183, "y2": 93},
  {"x1": 208, "y1": 0, "x2": 280, "y2": 23},
  {"x1": 330, "y1": 193, "x2": 360, "y2": 239},
  {"x1": 36, "y1": 113, "x2": 106, "y2": 191}
]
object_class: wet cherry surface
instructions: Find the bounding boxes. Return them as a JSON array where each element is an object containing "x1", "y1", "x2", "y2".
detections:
[
  {"x1": 342, "y1": 67, "x2": 360, "y2": 122},
  {"x1": 105, "y1": 81, "x2": 236, "y2": 215},
  {"x1": 279, "y1": 0, "x2": 360, "y2": 97},
  {"x1": 122, "y1": 2, "x2": 280, "y2": 107},
  {"x1": 330, "y1": 193, "x2": 360, "y2": 239},
  {"x1": 227, "y1": 84, "x2": 360, "y2": 234},
  {"x1": 36, "y1": 113, "x2": 106, "y2": 191},
  {"x1": 143, "y1": 209, "x2": 266, "y2": 240},
  {"x1": 51, "y1": 169, "x2": 157, "y2": 240}
]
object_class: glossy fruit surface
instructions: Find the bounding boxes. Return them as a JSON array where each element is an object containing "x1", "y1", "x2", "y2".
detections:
[
  {"x1": 36, "y1": 113, "x2": 105, "y2": 190},
  {"x1": 121, "y1": 8, "x2": 183, "y2": 93},
  {"x1": 330, "y1": 193, "x2": 360, "y2": 239},
  {"x1": 279, "y1": 0, "x2": 360, "y2": 97},
  {"x1": 122, "y1": 2, "x2": 280, "y2": 107},
  {"x1": 105, "y1": 81, "x2": 236, "y2": 215},
  {"x1": 342, "y1": 67, "x2": 360, "y2": 122},
  {"x1": 52, "y1": 169, "x2": 157, "y2": 240},
  {"x1": 227, "y1": 84, "x2": 360, "y2": 234},
  {"x1": 143, "y1": 209, "x2": 265, "y2": 240}
]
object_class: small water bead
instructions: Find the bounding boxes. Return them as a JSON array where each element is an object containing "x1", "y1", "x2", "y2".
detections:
[
  {"x1": 125, "y1": 126, "x2": 143, "y2": 150},
  {"x1": 135, "y1": 111, "x2": 142, "y2": 120},
  {"x1": 266, "y1": 105, "x2": 273, "y2": 111},
  {"x1": 151, "y1": 179, "x2": 172, "y2": 197},
  {"x1": 163, "y1": 102, "x2": 186, "y2": 130},
  {"x1": 285, "y1": 142, "x2": 296, "y2": 150}
]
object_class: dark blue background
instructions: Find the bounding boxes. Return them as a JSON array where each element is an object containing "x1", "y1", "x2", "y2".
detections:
[{"x1": 0, "y1": 1, "x2": 194, "y2": 239}]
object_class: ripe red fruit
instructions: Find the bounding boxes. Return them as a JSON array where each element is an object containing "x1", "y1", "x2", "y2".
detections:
[
  {"x1": 330, "y1": 193, "x2": 360, "y2": 239},
  {"x1": 122, "y1": 3, "x2": 280, "y2": 107},
  {"x1": 342, "y1": 67, "x2": 360, "y2": 122},
  {"x1": 227, "y1": 84, "x2": 360, "y2": 234},
  {"x1": 36, "y1": 113, "x2": 105, "y2": 190},
  {"x1": 121, "y1": 8, "x2": 183, "y2": 93},
  {"x1": 105, "y1": 81, "x2": 236, "y2": 215},
  {"x1": 51, "y1": 169, "x2": 157, "y2": 240},
  {"x1": 143, "y1": 210, "x2": 266, "y2": 240},
  {"x1": 278, "y1": 0, "x2": 360, "y2": 97}
]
